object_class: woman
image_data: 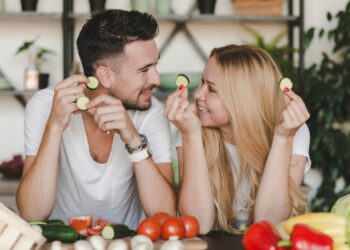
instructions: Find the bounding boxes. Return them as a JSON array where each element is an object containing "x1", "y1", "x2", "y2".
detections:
[{"x1": 164, "y1": 45, "x2": 311, "y2": 234}]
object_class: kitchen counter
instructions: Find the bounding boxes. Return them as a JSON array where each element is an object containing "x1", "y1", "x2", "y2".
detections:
[{"x1": 0, "y1": 176, "x2": 20, "y2": 214}]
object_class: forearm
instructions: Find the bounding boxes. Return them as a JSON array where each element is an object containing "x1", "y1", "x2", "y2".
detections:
[
  {"x1": 134, "y1": 159, "x2": 177, "y2": 217},
  {"x1": 16, "y1": 123, "x2": 62, "y2": 220},
  {"x1": 254, "y1": 135, "x2": 293, "y2": 223},
  {"x1": 179, "y1": 133, "x2": 215, "y2": 234}
]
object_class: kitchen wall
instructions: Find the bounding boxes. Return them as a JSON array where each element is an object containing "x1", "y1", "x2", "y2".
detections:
[{"x1": 0, "y1": 0, "x2": 347, "y2": 161}]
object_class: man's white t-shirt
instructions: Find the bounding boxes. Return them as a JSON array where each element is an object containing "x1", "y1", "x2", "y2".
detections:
[
  {"x1": 24, "y1": 88, "x2": 171, "y2": 229},
  {"x1": 175, "y1": 123, "x2": 311, "y2": 227}
]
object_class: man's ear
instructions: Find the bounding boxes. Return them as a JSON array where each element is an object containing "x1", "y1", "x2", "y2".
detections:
[{"x1": 95, "y1": 66, "x2": 112, "y2": 89}]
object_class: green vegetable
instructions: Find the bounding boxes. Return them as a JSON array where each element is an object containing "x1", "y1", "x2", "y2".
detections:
[
  {"x1": 101, "y1": 224, "x2": 132, "y2": 240},
  {"x1": 87, "y1": 76, "x2": 99, "y2": 90},
  {"x1": 76, "y1": 96, "x2": 90, "y2": 111},
  {"x1": 39, "y1": 225, "x2": 78, "y2": 243},
  {"x1": 332, "y1": 194, "x2": 350, "y2": 218},
  {"x1": 28, "y1": 219, "x2": 65, "y2": 226}
]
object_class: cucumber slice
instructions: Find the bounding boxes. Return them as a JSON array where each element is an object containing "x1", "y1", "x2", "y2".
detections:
[
  {"x1": 279, "y1": 77, "x2": 293, "y2": 91},
  {"x1": 76, "y1": 96, "x2": 90, "y2": 111},
  {"x1": 175, "y1": 74, "x2": 190, "y2": 88},
  {"x1": 28, "y1": 221, "x2": 47, "y2": 225},
  {"x1": 87, "y1": 76, "x2": 99, "y2": 90}
]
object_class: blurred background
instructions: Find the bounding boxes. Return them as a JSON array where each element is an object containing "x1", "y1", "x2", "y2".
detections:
[{"x1": 0, "y1": 0, "x2": 349, "y2": 214}]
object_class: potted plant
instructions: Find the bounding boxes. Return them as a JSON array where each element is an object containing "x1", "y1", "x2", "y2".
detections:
[
  {"x1": 15, "y1": 37, "x2": 55, "y2": 90},
  {"x1": 20, "y1": 0, "x2": 39, "y2": 11},
  {"x1": 88, "y1": 0, "x2": 106, "y2": 13},
  {"x1": 197, "y1": 0, "x2": 217, "y2": 14}
]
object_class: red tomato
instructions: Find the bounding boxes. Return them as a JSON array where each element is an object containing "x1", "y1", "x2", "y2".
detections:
[
  {"x1": 69, "y1": 215, "x2": 93, "y2": 236},
  {"x1": 179, "y1": 215, "x2": 200, "y2": 238},
  {"x1": 161, "y1": 217, "x2": 186, "y2": 240},
  {"x1": 152, "y1": 212, "x2": 170, "y2": 226},
  {"x1": 137, "y1": 218, "x2": 161, "y2": 241},
  {"x1": 87, "y1": 225, "x2": 103, "y2": 236},
  {"x1": 95, "y1": 218, "x2": 112, "y2": 227}
]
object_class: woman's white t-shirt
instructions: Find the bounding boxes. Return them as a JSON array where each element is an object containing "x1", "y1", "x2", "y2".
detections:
[
  {"x1": 24, "y1": 88, "x2": 172, "y2": 229},
  {"x1": 175, "y1": 123, "x2": 311, "y2": 227}
]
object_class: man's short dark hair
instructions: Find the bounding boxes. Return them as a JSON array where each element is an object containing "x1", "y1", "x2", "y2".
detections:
[{"x1": 77, "y1": 9, "x2": 159, "y2": 76}]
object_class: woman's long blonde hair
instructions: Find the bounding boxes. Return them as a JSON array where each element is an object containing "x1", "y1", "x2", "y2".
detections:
[{"x1": 202, "y1": 45, "x2": 308, "y2": 233}]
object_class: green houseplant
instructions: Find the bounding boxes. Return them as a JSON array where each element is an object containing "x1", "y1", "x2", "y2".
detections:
[
  {"x1": 300, "y1": 0, "x2": 350, "y2": 212},
  {"x1": 243, "y1": 14, "x2": 350, "y2": 212},
  {"x1": 15, "y1": 37, "x2": 55, "y2": 89},
  {"x1": 244, "y1": 26, "x2": 297, "y2": 82}
]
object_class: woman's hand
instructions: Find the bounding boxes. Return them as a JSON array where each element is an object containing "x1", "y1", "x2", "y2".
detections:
[
  {"x1": 275, "y1": 89, "x2": 310, "y2": 138},
  {"x1": 164, "y1": 88, "x2": 201, "y2": 135},
  {"x1": 48, "y1": 74, "x2": 87, "y2": 132}
]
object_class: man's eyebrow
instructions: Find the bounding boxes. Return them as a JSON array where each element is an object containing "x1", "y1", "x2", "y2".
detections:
[{"x1": 138, "y1": 54, "x2": 160, "y2": 71}]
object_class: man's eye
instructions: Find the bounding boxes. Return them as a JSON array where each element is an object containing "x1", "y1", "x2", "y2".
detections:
[{"x1": 141, "y1": 68, "x2": 149, "y2": 73}]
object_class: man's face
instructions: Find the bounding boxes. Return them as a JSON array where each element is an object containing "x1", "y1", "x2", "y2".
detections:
[{"x1": 108, "y1": 39, "x2": 160, "y2": 111}]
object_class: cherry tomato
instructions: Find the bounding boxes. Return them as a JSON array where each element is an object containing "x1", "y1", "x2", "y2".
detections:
[
  {"x1": 179, "y1": 215, "x2": 200, "y2": 238},
  {"x1": 95, "y1": 218, "x2": 112, "y2": 227},
  {"x1": 152, "y1": 212, "x2": 170, "y2": 226},
  {"x1": 69, "y1": 215, "x2": 93, "y2": 236},
  {"x1": 137, "y1": 218, "x2": 161, "y2": 241},
  {"x1": 161, "y1": 217, "x2": 185, "y2": 240},
  {"x1": 87, "y1": 225, "x2": 103, "y2": 236}
]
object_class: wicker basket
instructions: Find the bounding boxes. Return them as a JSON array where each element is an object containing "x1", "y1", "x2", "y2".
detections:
[
  {"x1": 234, "y1": 0, "x2": 282, "y2": 16},
  {"x1": 0, "y1": 202, "x2": 46, "y2": 249}
]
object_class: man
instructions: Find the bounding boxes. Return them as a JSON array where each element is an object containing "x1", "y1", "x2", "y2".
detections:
[{"x1": 16, "y1": 9, "x2": 176, "y2": 229}]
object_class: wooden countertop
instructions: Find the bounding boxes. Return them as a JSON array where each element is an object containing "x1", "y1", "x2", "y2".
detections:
[{"x1": 0, "y1": 175, "x2": 20, "y2": 195}]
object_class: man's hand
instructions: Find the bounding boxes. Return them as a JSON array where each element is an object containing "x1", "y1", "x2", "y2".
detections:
[
  {"x1": 48, "y1": 75, "x2": 87, "y2": 132},
  {"x1": 87, "y1": 95, "x2": 141, "y2": 147}
]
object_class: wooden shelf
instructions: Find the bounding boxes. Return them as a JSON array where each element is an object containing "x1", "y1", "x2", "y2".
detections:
[
  {"x1": 0, "y1": 12, "x2": 61, "y2": 21},
  {"x1": 69, "y1": 13, "x2": 298, "y2": 23}
]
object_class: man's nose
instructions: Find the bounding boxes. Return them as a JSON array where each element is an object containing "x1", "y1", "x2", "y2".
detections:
[{"x1": 149, "y1": 67, "x2": 160, "y2": 87}]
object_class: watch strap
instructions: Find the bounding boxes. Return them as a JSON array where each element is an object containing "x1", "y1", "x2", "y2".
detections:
[
  {"x1": 125, "y1": 134, "x2": 147, "y2": 154},
  {"x1": 128, "y1": 148, "x2": 150, "y2": 163}
]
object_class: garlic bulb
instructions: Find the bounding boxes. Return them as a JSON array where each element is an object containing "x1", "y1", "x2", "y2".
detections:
[{"x1": 160, "y1": 236, "x2": 185, "y2": 250}]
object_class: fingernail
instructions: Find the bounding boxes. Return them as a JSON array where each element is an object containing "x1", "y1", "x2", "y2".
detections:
[
  {"x1": 284, "y1": 87, "x2": 290, "y2": 93},
  {"x1": 178, "y1": 85, "x2": 184, "y2": 91}
]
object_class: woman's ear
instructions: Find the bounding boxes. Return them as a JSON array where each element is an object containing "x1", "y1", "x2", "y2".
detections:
[{"x1": 95, "y1": 66, "x2": 112, "y2": 89}]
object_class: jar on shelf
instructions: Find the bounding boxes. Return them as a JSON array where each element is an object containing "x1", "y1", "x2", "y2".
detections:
[{"x1": 24, "y1": 51, "x2": 39, "y2": 90}]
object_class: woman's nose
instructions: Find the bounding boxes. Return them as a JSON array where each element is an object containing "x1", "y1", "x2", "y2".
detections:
[{"x1": 194, "y1": 85, "x2": 206, "y2": 100}]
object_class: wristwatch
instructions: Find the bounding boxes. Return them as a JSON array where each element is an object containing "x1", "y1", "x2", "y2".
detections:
[{"x1": 125, "y1": 134, "x2": 152, "y2": 163}]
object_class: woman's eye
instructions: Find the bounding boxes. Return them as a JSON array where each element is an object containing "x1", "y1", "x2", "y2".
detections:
[{"x1": 208, "y1": 87, "x2": 216, "y2": 93}]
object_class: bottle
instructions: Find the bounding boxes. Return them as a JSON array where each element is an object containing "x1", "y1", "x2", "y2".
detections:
[{"x1": 24, "y1": 50, "x2": 39, "y2": 90}]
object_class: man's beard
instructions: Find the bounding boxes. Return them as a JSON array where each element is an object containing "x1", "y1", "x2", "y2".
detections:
[
  {"x1": 122, "y1": 98, "x2": 151, "y2": 111},
  {"x1": 109, "y1": 87, "x2": 154, "y2": 111}
]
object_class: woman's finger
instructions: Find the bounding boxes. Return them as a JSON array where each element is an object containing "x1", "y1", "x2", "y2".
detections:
[
  {"x1": 167, "y1": 96, "x2": 183, "y2": 121},
  {"x1": 288, "y1": 101, "x2": 308, "y2": 124},
  {"x1": 164, "y1": 87, "x2": 186, "y2": 115},
  {"x1": 281, "y1": 110, "x2": 293, "y2": 129},
  {"x1": 286, "y1": 103, "x2": 303, "y2": 126}
]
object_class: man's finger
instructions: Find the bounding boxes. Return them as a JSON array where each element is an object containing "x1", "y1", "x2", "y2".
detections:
[
  {"x1": 55, "y1": 74, "x2": 88, "y2": 90},
  {"x1": 87, "y1": 94, "x2": 121, "y2": 108}
]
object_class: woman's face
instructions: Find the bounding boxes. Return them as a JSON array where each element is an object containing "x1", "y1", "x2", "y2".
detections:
[{"x1": 194, "y1": 57, "x2": 231, "y2": 130}]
